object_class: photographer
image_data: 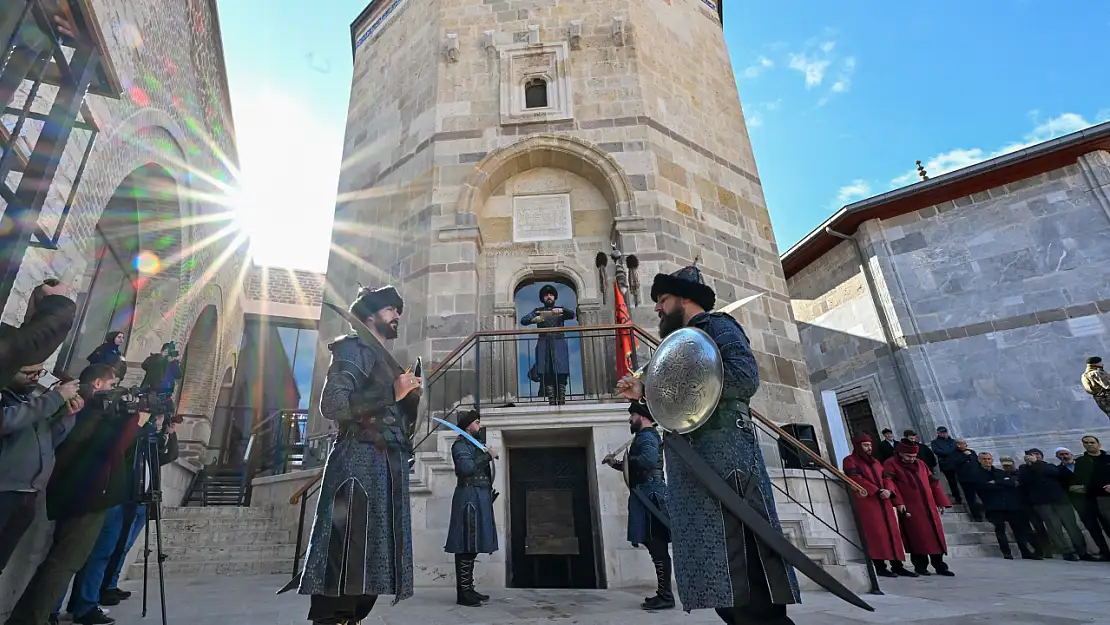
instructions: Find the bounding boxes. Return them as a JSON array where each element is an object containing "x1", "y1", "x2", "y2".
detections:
[
  {"x1": 98, "y1": 413, "x2": 179, "y2": 607},
  {"x1": 140, "y1": 342, "x2": 182, "y2": 397},
  {"x1": 5, "y1": 365, "x2": 144, "y2": 625},
  {"x1": 0, "y1": 363, "x2": 82, "y2": 576},
  {"x1": 0, "y1": 280, "x2": 77, "y2": 390}
]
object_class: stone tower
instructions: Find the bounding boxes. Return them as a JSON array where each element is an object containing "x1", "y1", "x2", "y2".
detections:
[
  {"x1": 314, "y1": 0, "x2": 818, "y2": 427},
  {"x1": 309, "y1": 0, "x2": 852, "y2": 591}
]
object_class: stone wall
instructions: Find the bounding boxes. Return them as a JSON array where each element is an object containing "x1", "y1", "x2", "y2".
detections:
[
  {"x1": 0, "y1": 0, "x2": 242, "y2": 615},
  {"x1": 789, "y1": 151, "x2": 1110, "y2": 461},
  {"x1": 246, "y1": 265, "x2": 326, "y2": 306},
  {"x1": 788, "y1": 239, "x2": 912, "y2": 437}
]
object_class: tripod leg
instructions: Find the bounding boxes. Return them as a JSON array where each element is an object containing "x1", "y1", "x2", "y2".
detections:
[
  {"x1": 143, "y1": 510, "x2": 150, "y2": 617},
  {"x1": 155, "y1": 495, "x2": 169, "y2": 625}
]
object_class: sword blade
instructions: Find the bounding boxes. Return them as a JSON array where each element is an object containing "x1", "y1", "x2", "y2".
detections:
[
  {"x1": 663, "y1": 432, "x2": 874, "y2": 612},
  {"x1": 715, "y1": 292, "x2": 764, "y2": 316},
  {"x1": 431, "y1": 417, "x2": 488, "y2": 452}
]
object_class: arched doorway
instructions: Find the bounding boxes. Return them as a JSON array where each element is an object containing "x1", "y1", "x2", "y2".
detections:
[
  {"x1": 177, "y1": 304, "x2": 219, "y2": 463},
  {"x1": 56, "y1": 164, "x2": 182, "y2": 379},
  {"x1": 513, "y1": 278, "x2": 584, "y2": 404}
]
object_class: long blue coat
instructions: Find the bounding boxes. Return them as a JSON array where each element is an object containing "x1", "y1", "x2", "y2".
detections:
[
  {"x1": 299, "y1": 336, "x2": 414, "y2": 604},
  {"x1": 444, "y1": 437, "x2": 499, "y2": 554},
  {"x1": 521, "y1": 305, "x2": 575, "y2": 379},
  {"x1": 610, "y1": 427, "x2": 670, "y2": 545},
  {"x1": 662, "y1": 312, "x2": 800, "y2": 612}
]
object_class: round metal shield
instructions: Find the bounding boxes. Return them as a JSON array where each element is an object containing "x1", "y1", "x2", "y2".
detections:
[
  {"x1": 642, "y1": 327, "x2": 724, "y2": 434},
  {"x1": 621, "y1": 449, "x2": 631, "y2": 487}
]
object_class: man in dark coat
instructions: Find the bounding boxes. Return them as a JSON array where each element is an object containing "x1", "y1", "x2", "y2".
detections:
[
  {"x1": 520, "y1": 284, "x2": 575, "y2": 405},
  {"x1": 903, "y1": 429, "x2": 937, "y2": 472},
  {"x1": 299, "y1": 286, "x2": 421, "y2": 624},
  {"x1": 139, "y1": 343, "x2": 182, "y2": 395},
  {"x1": 883, "y1": 439, "x2": 953, "y2": 576},
  {"x1": 930, "y1": 427, "x2": 962, "y2": 505},
  {"x1": 617, "y1": 264, "x2": 799, "y2": 625},
  {"x1": 976, "y1": 452, "x2": 1039, "y2": 560},
  {"x1": 603, "y1": 402, "x2": 673, "y2": 610},
  {"x1": 444, "y1": 410, "x2": 498, "y2": 607},
  {"x1": 1018, "y1": 448, "x2": 1092, "y2": 561},
  {"x1": 951, "y1": 439, "x2": 984, "y2": 521},
  {"x1": 1058, "y1": 444, "x2": 1110, "y2": 561},
  {"x1": 0, "y1": 280, "x2": 76, "y2": 390},
  {"x1": 874, "y1": 429, "x2": 897, "y2": 463},
  {"x1": 1078, "y1": 436, "x2": 1110, "y2": 537},
  {"x1": 841, "y1": 434, "x2": 911, "y2": 577}
]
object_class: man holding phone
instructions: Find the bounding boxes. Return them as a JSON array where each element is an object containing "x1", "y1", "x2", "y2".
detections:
[{"x1": 0, "y1": 362, "x2": 82, "y2": 575}]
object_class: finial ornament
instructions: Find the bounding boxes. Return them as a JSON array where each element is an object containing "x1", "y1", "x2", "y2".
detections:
[{"x1": 916, "y1": 160, "x2": 929, "y2": 181}]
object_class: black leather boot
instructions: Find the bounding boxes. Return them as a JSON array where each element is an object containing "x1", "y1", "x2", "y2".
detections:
[
  {"x1": 455, "y1": 557, "x2": 482, "y2": 607},
  {"x1": 641, "y1": 551, "x2": 675, "y2": 610}
]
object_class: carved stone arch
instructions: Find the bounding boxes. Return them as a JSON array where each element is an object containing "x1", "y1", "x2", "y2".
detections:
[
  {"x1": 455, "y1": 133, "x2": 637, "y2": 222},
  {"x1": 503, "y1": 262, "x2": 589, "y2": 309}
]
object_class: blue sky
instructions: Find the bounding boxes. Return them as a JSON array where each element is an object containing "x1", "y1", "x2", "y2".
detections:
[{"x1": 218, "y1": 0, "x2": 1110, "y2": 270}]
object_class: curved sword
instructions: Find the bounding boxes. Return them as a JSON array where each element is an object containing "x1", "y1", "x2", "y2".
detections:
[{"x1": 432, "y1": 417, "x2": 487, "y2": 452}]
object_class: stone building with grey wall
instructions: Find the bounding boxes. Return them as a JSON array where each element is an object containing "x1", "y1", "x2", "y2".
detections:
[
  {"x1": 0, "y1": 0, "x2": 243, "y2": 614},
  {"x1": 309, "y1": 0, "x2": 865, "y2": 593},
  {"x1": 784, "y1": 122, "x2": 1110, "y2": 464}
]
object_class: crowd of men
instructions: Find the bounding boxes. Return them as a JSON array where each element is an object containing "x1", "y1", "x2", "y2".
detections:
[
  {"x1": 851, "y1": 424, "x2": 1110, "y2": 577},
  {"x1": 0, "y1": 282, "x2": 182, "y2": 625}
]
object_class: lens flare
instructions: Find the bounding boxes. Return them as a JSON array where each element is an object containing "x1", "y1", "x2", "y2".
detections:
[{"x1": 135, "y1": 250, "x2": 161, "y2": 275}]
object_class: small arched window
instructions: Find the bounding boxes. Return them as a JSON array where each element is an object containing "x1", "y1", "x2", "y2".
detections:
[{"x1": 524, "y1": 77, "x2": 548, "y2": 109}]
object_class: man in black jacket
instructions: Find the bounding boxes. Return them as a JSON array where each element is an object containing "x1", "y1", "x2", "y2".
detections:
[
  {"x1": 931, "y1": 427, "x2": 962, "y2": 505},
  {"x1": 874, "y1": 428, "x2": 897, "y2": 463},
  {"x1": 4, "y1": 365, "x2": 146, "y2": 625},
  {"x1": 951, "y1": 440, "x2": 985, "y2": 522},
  {"x1": 904, "y1": 429, "x2": 937, "y2": 472},
  {"x1": 976, "y1": 452, "x2": 1039, "y2": 560},
  {"x1": 1018, "y1": 448, "x2": 1093, "y2": 562},
  {"x1": 1079, "y1": 436, "x2": 1110, "y2": 535},
  {"x1": 0, "y1": 281, "x2": 76, "y2": 390}
]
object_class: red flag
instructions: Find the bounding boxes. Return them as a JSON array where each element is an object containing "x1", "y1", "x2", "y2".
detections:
[{"x1": 615, "y1": 282, "x2": 635, "y2": 378}]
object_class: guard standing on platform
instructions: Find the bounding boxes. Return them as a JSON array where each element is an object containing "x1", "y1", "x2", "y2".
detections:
[
  {"x1": 602, "y1": 402, "x2": 674, "y2": 611},
  {"x1": 444, "y1": 410, "x2": 499, "y2": 607},
  {"x1": 298, "y1": 286, "x2": 420, "y2": 625}
]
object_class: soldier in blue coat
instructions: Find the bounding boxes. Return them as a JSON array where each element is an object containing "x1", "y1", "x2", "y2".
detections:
[
  {"x1": 520, "y1": 284, "x2": 576, "y2": 404},
  {"x1": 299, "y1": 286, "x2": 421, "y2": 625},
  {"x1": 603, "y1": 402, "x2": 674, "y2": 610},
  {"x1": 444, "y1": 409, "x2": 499, "y2": 607},
  {"x1": 618, "y1": 264, "x2": 800, "y2": 625}
]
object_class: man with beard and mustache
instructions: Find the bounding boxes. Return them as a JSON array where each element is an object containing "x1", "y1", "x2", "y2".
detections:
[
  {"x1": 520, "y1": 284, "x2": 576, "y2": 405},
  {"x1": 617, "y1": 264, "x2": 800, "y2": 625},
  {"x1": 882, "y1": 439, "x2": 954, "y2": 576},
  {"x1": 297, "y1": 286, "x2": 422, "y2": 625},
  {"x1": 841, "y1": 434, "x2": 911, "y2": 578},
  {"x1": 602, "y1": 402, "x2": 673, "y2": 611}
]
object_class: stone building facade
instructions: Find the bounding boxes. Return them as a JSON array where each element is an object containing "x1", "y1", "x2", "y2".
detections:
[
  {"x1": 312, "y1": 0, "x2": 847, "y2": 591},
  {"x1": 0, "y1": 0, "x2": 242, "y2": 614},
  {"x1": 784, "y1": 123, "x2": 1110, "y2": 463}
]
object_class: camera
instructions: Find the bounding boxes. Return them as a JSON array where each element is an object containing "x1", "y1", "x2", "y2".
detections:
[
  {"x1": 163, "y1": 341, "x2": 179, "y2": 360},
  {"x1": 89, "y1": 386, "x2": 180, "y2": 424}
]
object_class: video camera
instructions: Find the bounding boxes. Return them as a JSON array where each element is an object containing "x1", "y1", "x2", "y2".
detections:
[{"x1": 89, "y1": 386, "x2": 181, "y2": 424}]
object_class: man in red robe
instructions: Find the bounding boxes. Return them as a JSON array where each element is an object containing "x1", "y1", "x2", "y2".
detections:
[
  {"x1": 842, "y1": 434, "x2": 913, "y2": 578},
  {"x1": 883, "y1": 439, "x2": 954, "y2": 576}
]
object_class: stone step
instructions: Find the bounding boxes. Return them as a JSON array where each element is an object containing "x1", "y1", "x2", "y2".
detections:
[
  {"x1": 945, "y1": 531, "x2": 998, "y2": 546},
  {"x1": 156, "y1": 517, "x2": 283, "y2": 532},
  {"x1": 153, "y1": 528, "x2": 294, "y2": 546},
  {"x1": 161, "y1": 505, "x2": 274, "y2": 520},
  {"x1": 948, "y1": 543, "x2": 1003, "y2": 558},
  {"x1": 128, "y1": 558, "x2": 294, "y2": 579},
  {"x1": 159, "y1": 542, "x2": 296, "y2": 562}
]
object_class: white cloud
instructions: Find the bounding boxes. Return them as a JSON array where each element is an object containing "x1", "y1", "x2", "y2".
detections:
[
  {"x1": 820, "y1": 41, "x2": 836, "y2": 53},
  {"x1": 748, "y1": 112, "x2": 764, "y2": 128},
  {"x1": 788, "y1": 53, "x2": 831, "y2": 88},
  {"x1": 742, "y1": 55, "x2": 774, "y2": 79},
  {"x1": 1097, "y1": 108, "x2": 1110, "y2": 123},
  {"x1": 836, "y1": 179, "x2": 872, "y2": 204},
  {"x1": 890, "y1": 112, "x2": 1099, "y2": 188},
  {"x1": 765, "y1": 98, "x2": 782, "y2": 111}
]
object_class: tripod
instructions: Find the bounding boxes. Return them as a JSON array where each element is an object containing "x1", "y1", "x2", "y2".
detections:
[{"x1": 133, "y1": 421, "x2": 169, "y2": 625}]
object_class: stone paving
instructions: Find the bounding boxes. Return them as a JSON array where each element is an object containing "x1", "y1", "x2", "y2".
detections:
[{"x1": 93, "y1": 557, "x2": 1110, "y2": 624}]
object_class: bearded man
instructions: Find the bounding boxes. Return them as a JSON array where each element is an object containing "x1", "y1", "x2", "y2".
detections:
[
  {"x1": 883, "y1": 439, "x2": 953, "y2": 576},
  {"x1": 617, "y1": 265, "x2": 799, "y2": 625},
  {"x1": 298, "y1": 286, "x2": 421, "y2": 625},
  {"x1": 841, "y1": 434, "x2": 911, "y2": 578}
]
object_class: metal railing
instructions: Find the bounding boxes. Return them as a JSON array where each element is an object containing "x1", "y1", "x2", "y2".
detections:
[{"x1": 284, "y1": 323, "x2": 879, "y2": 593}]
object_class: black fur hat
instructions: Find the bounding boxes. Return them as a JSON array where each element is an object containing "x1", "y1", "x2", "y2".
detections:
[
  {"x1": 650, "y1": 264, "x2": 715, "y2": 312},
  {"x1": 350, "y1": 285, "x2": 404, "y2": 320},
  {"x1": 457, "y1": 409, "x2": 480, "y2": 431},
  {"x1": 628, "y1": 401, "x2": 654, "y2": 422},
  {"x1": 539, "y1": 284, "x2": 558, "y2": 302}
]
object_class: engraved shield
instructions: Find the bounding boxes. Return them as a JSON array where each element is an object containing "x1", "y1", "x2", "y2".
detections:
[{"x1": 642, "y1": 327, "x2": 724, "y2": 434}]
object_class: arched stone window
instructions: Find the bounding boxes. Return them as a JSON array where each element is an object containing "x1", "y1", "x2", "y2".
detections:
[
  {"x1": 524, "y1": 77, "x2": 548, "y2": 109},
  {"x1": 514, "y1": 279, "x2": 583, "y2": 404}
]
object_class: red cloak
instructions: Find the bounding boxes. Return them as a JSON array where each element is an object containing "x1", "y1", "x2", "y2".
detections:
[
  {"x1": 842, "y1": 434, "x2": 904, "y2": 562},
  {"x1": 883, "y1": 443, "x2": 951, "y2": 556}
]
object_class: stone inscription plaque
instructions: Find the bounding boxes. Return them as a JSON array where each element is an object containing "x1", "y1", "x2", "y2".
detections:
[
  {"x1": 513, "y1": 193, "x2": 572, "y2": 242},
  {"x1": 524, "y1": 488, "x2": 579, "y2": 555}
]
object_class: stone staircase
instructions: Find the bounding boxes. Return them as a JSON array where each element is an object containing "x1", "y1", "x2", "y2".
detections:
[
  {"x1": 126, "y1": 505, "x2": 296, "y2": 580},
  {"x1": 940, "y1": 504, "x2": 1003, "y2": 558}
]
